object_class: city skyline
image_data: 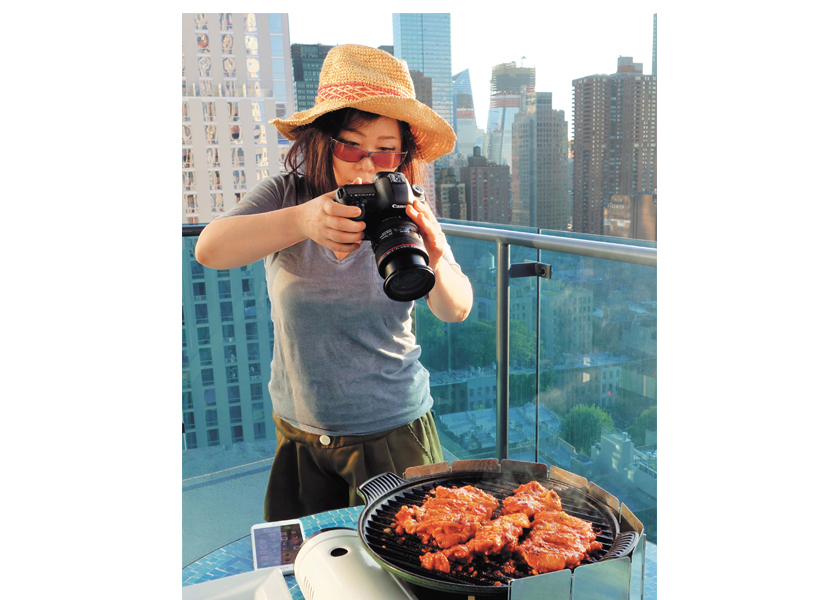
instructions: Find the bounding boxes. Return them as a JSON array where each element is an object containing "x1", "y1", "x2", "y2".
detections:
[{"x1": 284, "y1": 8, "x2": 657, "y2": 139}]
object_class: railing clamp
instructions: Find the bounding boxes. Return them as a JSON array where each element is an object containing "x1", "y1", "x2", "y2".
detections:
[{"x1": 509, "y1": 262, "x2": 551, "y2": 279}]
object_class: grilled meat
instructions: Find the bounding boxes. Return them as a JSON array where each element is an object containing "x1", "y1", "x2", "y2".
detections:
[
  {"x1": 395, "y1": 485, "x2": 499, "y2": 548},
  {"x1": 517, "y1": 509, "x2": 603, "y2": 572},
  {"x1": 501, "y1": 480, "x2": 563, "y2": 516},
  {"x1": 400, "y1": 481, "x2": 602, "y2": 577}
]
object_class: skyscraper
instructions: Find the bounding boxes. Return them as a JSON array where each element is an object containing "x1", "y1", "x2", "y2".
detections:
[
  {"x1": 572, "y1": 57, "x2": 656, "y2": 236},
  {"x1": 291, "y1": 43, "x2": 333, "y2": 112},
  {"x1": 452, "y1": 69, "x2": 483, "y2": 156},
  {"x1": 460, "y1": 147, "x2": 511, "y2": 225},
  {"x1": 510, "y1": 92, "x2": 569, "y2": 230},
  {"x1": 392, "y1": 13, "x2": 453, "y2": 128},
  {"x1": 484, "y1": 62, "x2": 535, "y2": 167},
  {"x1": 182, "y1": 13, "x2": 294, "y2": 225}
]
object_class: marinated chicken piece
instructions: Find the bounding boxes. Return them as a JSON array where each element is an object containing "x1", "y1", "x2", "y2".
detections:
[
  {"x1": 473, "y1": 512, "x2": 531, "y2": 554},
  {"x1": 501, "y1": 480, "x2": 563, "y2": 517},
  {"x1": 517, "y1": 510, "x2": 603, "y2": 573},
  {"x1": 419, "y1": 512, "x2": 531, "y2": 573},
  {"x1": 395, "y1": 485, "x2": 499, "y2": 548}
]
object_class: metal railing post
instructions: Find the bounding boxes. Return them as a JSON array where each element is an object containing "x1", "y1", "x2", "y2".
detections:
[{"x1": 496, "y1": 242, "x2": 510, "y2": 461}]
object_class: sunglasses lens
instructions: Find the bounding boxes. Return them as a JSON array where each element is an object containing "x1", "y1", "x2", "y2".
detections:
[
  {"x1": 372, "y1": 154, "x2": 403, "y2": 169},
  {"x1": 333, "y1": 140, "x2": 404, "y2": 169}
]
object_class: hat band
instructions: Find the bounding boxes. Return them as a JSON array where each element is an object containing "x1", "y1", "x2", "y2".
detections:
[{"x1": 315, "y1": 81, "x2": 413, "y2": 105}]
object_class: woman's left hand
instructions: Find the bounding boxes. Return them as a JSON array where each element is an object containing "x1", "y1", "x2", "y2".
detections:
[{"x1": 405, "y1": 199, "x2": 447, "y2": 270}]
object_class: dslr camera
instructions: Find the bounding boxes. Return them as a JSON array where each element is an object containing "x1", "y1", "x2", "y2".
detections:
[{"x1": 334, "y1": 171, "x2": 435, "y2": 302}]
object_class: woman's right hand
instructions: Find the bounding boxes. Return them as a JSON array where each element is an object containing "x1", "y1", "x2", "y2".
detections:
[{"x1": 297, "y1": 182, "x2": 367, "y2": 253}]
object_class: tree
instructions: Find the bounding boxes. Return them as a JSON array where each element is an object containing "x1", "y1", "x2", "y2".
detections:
[
  {"x1": 628, "y1": 406, "x2": 656, "y2": 446},
  {"x1": 561, "y1": 404, "x2": 614, "y2": 454}
]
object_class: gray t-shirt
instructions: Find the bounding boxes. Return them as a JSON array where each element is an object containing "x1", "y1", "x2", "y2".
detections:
[{"x1": 219, "y1": 174, "x2": 457, "y2": 436}]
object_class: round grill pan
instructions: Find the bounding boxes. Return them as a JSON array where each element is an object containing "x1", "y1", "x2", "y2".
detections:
[{"x1": 356, "y1": 470, "x2": 627, "y2": 596}]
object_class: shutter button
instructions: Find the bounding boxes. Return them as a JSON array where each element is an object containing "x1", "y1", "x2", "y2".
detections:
[{"x1": 319, "y1": 435, "x2": 331, "y2": 446}]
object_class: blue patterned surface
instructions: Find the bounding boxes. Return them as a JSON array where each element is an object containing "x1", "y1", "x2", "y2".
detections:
[{"x1": 182, "y1": 505, "x2": 657, "y2": 600}]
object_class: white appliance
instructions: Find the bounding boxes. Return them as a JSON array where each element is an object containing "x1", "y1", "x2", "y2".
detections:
[{"x1": 294, "y1": 528, "x2": 418, "y2": 600}]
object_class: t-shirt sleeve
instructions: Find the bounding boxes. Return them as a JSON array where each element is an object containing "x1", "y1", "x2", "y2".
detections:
[{"x1": 216, "y1": 174, "x2": 306, "y2": 219}]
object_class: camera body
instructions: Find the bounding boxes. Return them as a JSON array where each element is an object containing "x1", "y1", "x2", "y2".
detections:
[{"x1": 334, "y1": 171, "x2": 435, "y2": 302}]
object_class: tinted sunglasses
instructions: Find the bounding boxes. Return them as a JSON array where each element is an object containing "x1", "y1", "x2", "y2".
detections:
[{"x1": 331, "y1": 138, "x2": 407, "y2": 169}]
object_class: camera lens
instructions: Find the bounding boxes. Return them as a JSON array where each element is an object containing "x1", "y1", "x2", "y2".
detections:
[
  {"x1": 370, "y1": 219, "x2": 435, "y2": 302},
  {"x1": 381, "y1": 253, "x2": 435, "y2": 302}
]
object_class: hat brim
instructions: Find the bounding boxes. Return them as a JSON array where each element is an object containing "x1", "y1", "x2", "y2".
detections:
[{"x1": 270, "y1": 97, "x2": 456, "y2": 163}]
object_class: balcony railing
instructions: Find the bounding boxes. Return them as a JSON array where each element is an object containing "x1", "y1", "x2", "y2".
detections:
[{"x1": 182, "y1": 220, "x2": 657, "y2": 565}]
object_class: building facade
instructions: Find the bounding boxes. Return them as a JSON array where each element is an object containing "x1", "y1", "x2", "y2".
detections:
[
  {"x1": 572, "y1": 57, "x2": 656, "y2": 236},
  {"x1": 393, "y1": 13, "x2": 454, "y2": 128},
  {"x1": 452, "y1": 69, "x2": 483, "y2": 156},
  {"x1": 291, "y1": 43, "x2": 333, "y2": 112},
  {"x1": 460, "y1": 147, "x2": 511, "y2": 225},
  {"x1": 182, "y1": 12, "x2": 294, "y2": 225},
  {"x1": 484, "y1": 62, "x2": 535, "y2": 167},
  {"x1": 510, "y1": 92, "x2": 569, "y2": 230}
]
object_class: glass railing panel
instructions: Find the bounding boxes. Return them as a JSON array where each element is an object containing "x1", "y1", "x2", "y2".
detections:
[
  {"x1": 182, "y1": 234, "x2": 278, "y2": 566},
  {"x1": 535, "y1": 247, "x2": 657, "y2": 543}
]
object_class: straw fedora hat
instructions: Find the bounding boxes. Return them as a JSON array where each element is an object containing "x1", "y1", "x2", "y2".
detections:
[{"x1": 269, "y1": 45, "x2": 456, "y2": 163}]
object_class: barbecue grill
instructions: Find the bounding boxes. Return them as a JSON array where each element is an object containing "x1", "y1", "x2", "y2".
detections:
[{"x1": 355, "y1": 459, "x2": 646, "y2": 600}]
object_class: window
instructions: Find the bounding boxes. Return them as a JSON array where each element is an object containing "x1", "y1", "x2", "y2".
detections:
[
  {"x1": 251, "y1": 383, "x2": 263, "y2": 400},
  {"x1": 205, "y1": 125, "x2": 217, "y2": 145},
  {"x1": 222, "y1": 324, "x2": 235, "y2": 341},
  {"x1": 245, "y1": 35, "x2": 258, "y2": 55},
  {"x1": 224, "y1": 345, "x2": 236, "y2": 362},
  {"x1": 230, "y1": 406, "x2": 242, "y2": 424},
  {"x1": 182, "y1": 148, "x2": 193, "y2": 168},
  {"x1": 185, "y1": 432, "x2": 198, "y2": 449},
  {"x1": 207, "y1": 147, "x2": 220, "y2": 167},
  {"x1": 226, "y1": 365, "x2": 239, "y2": 383},
  {"x1": 183, "y1": 391, "x2": 193, "y2": 410},
  {"x1": 244, "y1": 299, "x2": 256, "y2": 319},
  {"x1": 232, "y1": 147, "x2": 245, "y2": 166},
  {"x1": 222, "y1": 34, "x2": 233, "y2": 55},
  {"x1": 197, "y1": 326, "x2": 210, "y2": 345},
  {"x1": 199, "y1": 347, "x2": 212, "y2": 366},
  {"x1": 253, "y1": 125, "x2": 266, "y2": 144},
  {"x1": 247, "y1": 57, "x2": 260, "y2": 79},
  {"x1": 183, "y1": 412, "x2": 195, "y2": 430},
  {"x1": 207, "y1": 429, "x2": 220, "y2": 446},
  {"x1": 220, "y1": 13, "x2": 233, "y2": 31},
  {"x1": 220, "y1": 301, "x2": 233, "y2": 322},
  {"x1": 182, "y1": 125, "x2": 192, "y2": 145},
  {"x1": 203, "y1": 387, "x2": 216, "y2": 405},
  {"x1": 251, "y1": 102, "x2": 265, "y2": 122},
  {"x1": 244, "y1": 13, "x2": 257, "y2": 32},
  {"x1": 203, "y1": 102, "x2": 216, "y2": 121},
  {"x1": 229, "y1": 101, "x2": 240, "y2": 121},
  {"x1": 228, "y1": 386, "x2": 240, "y2": 403},
  {"x1": 247, "y1": 342, "x2": 260, "y2": 362},
  {"x1": 218, "y1": 280, "x2": 231, "y2": 299},
  {"x1": 232, "y1": 425, "x2": 244, "y2": 443},
  {"x1": 198, "y1": 56, "x2": 211, "y2": 77},
  {"x1": 246, "y1": 322, "x2": 259, "y2": 340},
  {"x1": 194, "y1": 304, "x2": 208, "y2": 324},
  {"x1": 249, "y1": 362, "x2": 261, "y2": 380},
  {"x1": 223, "y1": 57, "x2": 235, "y2": 78}
]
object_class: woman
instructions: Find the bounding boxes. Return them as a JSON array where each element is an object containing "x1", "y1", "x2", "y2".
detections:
[{"x1": 195, "y1": 45, "x2": 473, "y2": 521}]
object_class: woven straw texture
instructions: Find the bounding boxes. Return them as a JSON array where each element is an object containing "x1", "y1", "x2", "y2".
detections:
[{"x1": 269, "y1": 45, "x2": 456, "y2": 163}]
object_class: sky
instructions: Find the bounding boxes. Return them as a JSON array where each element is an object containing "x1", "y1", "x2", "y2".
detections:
[{"x1": 284, "y1": 7, "x2": 658, "y2": 134}]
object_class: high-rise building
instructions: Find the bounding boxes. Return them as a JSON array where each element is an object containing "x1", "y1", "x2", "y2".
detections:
[
  {"x1": 484, "y1": 62, "x2": 535, "y2": 167},
  {"x1": 393, "y1": 13, "x2": 453, "y2": 128},
  {"x1": 291, "y1": 43, "x2": 333, "y2": 112},
  {"x1": 436, "y1": 168, "x2": 467, "y2": 220},
  {"x1": 511, "y1": 92, "x2": 569, "y2": 230},
  {"x1": 410, "y1": 70, "x2": 433, "y2": 109},
  {"x1": 452, "y1": 69, "x2": 483, "y2": 156},
  {"x1": 572, "y1": 57, "x2": 656, "y2": 236},
  {"x1": 182, "y1": 13, "x2": 293, "y2": 225},
  {"x1": 460, "y1": 147, "x2": 511, "y2": 225}
]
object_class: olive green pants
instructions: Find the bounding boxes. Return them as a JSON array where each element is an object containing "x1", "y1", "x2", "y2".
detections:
[{"x1": 264, "y1": 411, "x2": 444, "y2": 522}]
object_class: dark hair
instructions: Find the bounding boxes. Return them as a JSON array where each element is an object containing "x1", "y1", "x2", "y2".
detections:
[{"x1": 284, "y1": 108, "x2": 421, "y2": 198}]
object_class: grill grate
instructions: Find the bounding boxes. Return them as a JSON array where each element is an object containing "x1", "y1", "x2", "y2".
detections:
[{"x1": 361, "y1": 476, "x2": 617, "y2": 589}]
